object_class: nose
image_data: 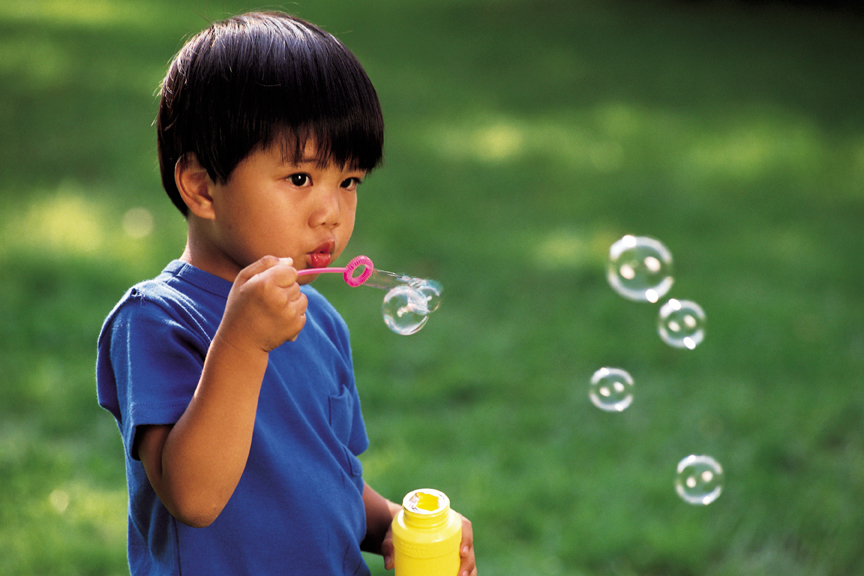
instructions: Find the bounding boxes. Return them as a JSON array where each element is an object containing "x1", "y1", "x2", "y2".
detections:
[{"x1": 310, "y1": 187, "x2": 342, "y2": 229}]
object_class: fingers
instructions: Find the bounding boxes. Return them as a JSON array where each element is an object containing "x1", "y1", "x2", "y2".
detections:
[
  {"x1": 269, "y1": 258, "x2": 301, "y2": 288},
  {"x1": 238, "y1": 256, "x2": 297, "y2": 286},
  {"x1": 381, "y1": 531, "x2": 394, "y2": 570},
  {"x1": 459, "y1": 514, "x2": 476, "y2": 576},
  {"x1": 226, "y1": 256, "x2": 308, "y2": 350},
  {"x1": 236, "y1": 254, "x2": 287, "y2": 282},
  {"x1": 236, "y1": 257, "x2": 303, "y2": 304},
  {"x1": 237, "y1": 257, "x2": 305, "y2": 310}
]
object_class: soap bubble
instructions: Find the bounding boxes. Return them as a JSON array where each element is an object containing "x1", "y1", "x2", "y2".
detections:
[
  {"x1": 607, "y1": 235, "x2": 674, "y2": 303},
  {"x1": 382, "y1": 286, "x2": 429, "y2": 335},
  {"x1": 589, "y1": 367, "x2": 634, "y2": 412},
  {"x1": 658, "y1": 299, "x2": 706, "y2": 349},
  {"x1": 366, "y1": 271, "x2": 442, "y2": 313},
  {"x1": 675, "y1": 455, "x2": 724, "y2": 505},
  {"x1": 411, "y1": 279, "x2": 443, "y2": 313}
]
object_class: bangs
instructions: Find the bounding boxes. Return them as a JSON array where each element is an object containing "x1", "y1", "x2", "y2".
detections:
[
  {"x1": 272, "y1": 128, "x2": 373, "y2": 171},
  {"x1": 268, "y1": 115, "x2": 383, "y2": 172}
]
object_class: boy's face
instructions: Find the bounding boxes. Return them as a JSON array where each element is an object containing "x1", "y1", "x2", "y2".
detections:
[{"x1": 195, "y1": 140, "x2": 364, "y2": 284}]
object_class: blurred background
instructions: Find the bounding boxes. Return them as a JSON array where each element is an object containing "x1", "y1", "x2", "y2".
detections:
[{"x1": 1, "y1": 0, "x2": 863, "y2": 574}]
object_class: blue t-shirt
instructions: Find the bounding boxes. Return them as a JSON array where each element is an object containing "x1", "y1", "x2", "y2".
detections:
[{"x1": 96, "y1": 261, "x2": 371, "y2": 576}]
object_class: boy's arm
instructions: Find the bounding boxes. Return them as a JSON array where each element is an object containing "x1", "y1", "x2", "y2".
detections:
[
  {"x1": 361, "y1": 483, "x2": 402, "y2": 557},
  {"x1": 363, "y1": 483, "x2": 477, "y2": 576},
  {"x1": 137, "y1": 256, "x2": 306, "y2": 528}
]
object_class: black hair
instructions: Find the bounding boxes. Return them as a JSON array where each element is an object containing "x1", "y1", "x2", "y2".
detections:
[{"x1": 156, "y1": 11, "x2": 384, "y2": 216}]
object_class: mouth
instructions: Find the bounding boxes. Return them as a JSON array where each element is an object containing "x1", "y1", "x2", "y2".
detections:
[{"x1": 307, "y1": 241, "x2": 335, "y2": 269}]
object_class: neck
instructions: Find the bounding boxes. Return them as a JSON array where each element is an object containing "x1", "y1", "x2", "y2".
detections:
[{"x1": 179, "y1": 219, "x2": 241, "y2": 283}]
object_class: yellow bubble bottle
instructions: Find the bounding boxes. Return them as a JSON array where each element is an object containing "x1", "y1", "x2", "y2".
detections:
[{"x1": 392, "y1": 488, "x2": 462, "y2": 576}]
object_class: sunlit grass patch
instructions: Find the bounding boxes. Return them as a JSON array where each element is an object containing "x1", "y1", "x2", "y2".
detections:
[
  {"x1": 0, "y1": 181, "x2": 184, "y2": 273},
  {"x1": 5, "y1": 185, "x2": 108, "y2": 256},
  {"x1": 0, "y1": 0, "x2": 167, "y2": 29},
  {"x1": 0, "y1": 419, "x2": 127, "y2": 575}
]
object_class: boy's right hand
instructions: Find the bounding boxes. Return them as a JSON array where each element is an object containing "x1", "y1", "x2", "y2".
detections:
[{"x1": 219, "y1": 256, "x2": 308, "y2": 353}]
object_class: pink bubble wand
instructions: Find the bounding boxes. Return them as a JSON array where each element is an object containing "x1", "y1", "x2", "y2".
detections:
[{"x1": 296, "y1": 255, "x2": 374, "y2": 287}]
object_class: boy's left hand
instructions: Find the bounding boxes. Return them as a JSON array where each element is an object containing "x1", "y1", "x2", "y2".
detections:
[
  {"x1": 455, "y1": 512, "x2": 476, "y2": 576},
  {"x1": 382, "y1": 512, "x2": 476, "y2": 576}
]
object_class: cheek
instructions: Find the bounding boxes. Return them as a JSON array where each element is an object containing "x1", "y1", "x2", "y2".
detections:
[
  {"x1": 342, "y1": 195, "x2": 357, "y2": 226},
  {"x1": 341, "y1": 213, "x2": 356, "y2": 240},
  {"x1": 338, "y1": 204, "x2": 357, "y2": 244}
]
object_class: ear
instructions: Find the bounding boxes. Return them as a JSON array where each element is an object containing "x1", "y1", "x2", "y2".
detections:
[{"x1": 175, "y1": 153, "x2": 216, "y2": 220}]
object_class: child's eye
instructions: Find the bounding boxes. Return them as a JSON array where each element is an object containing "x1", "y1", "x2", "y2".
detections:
[
  {"x1": 341, "y1": 177, "x2": 362, "y2": 191},
  {"x1": 288, "y1": 173, "x2": 311, "y2": 187}
]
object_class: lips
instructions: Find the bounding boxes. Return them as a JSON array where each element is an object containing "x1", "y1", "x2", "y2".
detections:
[{"x1": 308, "y1": 241, "x2": 334, "y2": 269}]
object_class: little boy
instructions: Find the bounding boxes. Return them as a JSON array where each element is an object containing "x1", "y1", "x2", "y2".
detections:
[{"x1": 96, "y1": 12, "x2": 475, "y2": 575}]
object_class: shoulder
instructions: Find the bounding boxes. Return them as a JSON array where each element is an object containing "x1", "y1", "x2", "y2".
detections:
[
  {"x1": 302, "y1": 285, "x2": 338, "y2": 317},
  {"x1": 99, "y1": 277, "x2": 182, "y2": 337},
  {"x1": 97, "y1": 262, "x2": 223, "y2": 347},
  {"x1": 301, "y1": 285, "x2": 351, "y2": 350}
]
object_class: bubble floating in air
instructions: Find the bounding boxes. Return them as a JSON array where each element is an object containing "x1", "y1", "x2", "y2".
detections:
[
  {"x1": 607, "y1": 235, "x2": 674, "y2": 303},
  {"x1": 589, "y1": 367, "x2": 634, "y2": 412},
  {"x1": 658, "y1": 299, "x2": 706, "y2": 350},
  {"x1": 382, "y1": 286, "x2": 430, "y2": 336},
  {"x1": 675, "y1": 455, "x2": 724, "y2": 505}
]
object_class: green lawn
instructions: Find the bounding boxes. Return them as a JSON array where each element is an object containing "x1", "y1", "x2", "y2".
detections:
[{"x1": 1, "y1": 0, "x2": 863, "y2": 574}]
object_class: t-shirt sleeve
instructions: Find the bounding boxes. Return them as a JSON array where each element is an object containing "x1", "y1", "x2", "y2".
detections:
[{"x1": 97, "y1": 291, "x2": 210, "y2": 459}]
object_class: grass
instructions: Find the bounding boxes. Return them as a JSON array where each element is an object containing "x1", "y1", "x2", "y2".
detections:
[{"x1": 1, "y1": 0, "x2": 863, "y2": 574}]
